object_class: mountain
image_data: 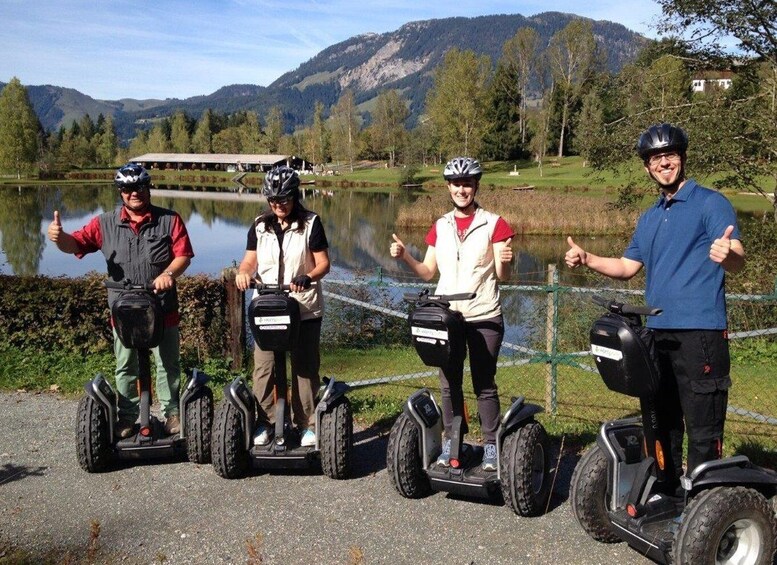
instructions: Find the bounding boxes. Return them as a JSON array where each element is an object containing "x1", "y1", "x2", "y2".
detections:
[{"x1": 14, "y1": 12, "x2": 648, "y2": 138}]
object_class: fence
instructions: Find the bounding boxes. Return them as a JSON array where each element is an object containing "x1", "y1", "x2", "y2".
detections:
[{"x1": 227, "y1": 266, "x2": 777, "y2": 450}]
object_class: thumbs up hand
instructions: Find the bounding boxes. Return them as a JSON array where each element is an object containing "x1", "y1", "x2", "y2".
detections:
[
  {"x1": 565, "y1": 236, "x2": 587, "y2": 269},
  {"x1": 709, "y1": 225, "x2": 734, "y2": 264},
  {"x1": 499, "y1": 237, "x2": 513, "y2": 264},
  {"x1": 47, "y1": 210, "x2": 63, "y2": 243},
  {"x1": 390, "y1": 233, "x2": 406, "y2": 260}
]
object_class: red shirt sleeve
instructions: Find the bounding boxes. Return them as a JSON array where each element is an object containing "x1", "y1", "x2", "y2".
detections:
[
  {"x1": 71, "y1": 216, "x2": 103, "y2": 258},
  {"x1": 171, "y1": 214, "x2": 195, "y2": 258},
  {"x1": 492, "y1": 217, "x2": 514, "y2": 243},
  {"x1": 424, "y1": 223, "x2": 437, "y2": 246}
]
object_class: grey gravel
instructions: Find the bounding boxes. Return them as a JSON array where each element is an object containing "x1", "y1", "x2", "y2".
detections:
[{"x1": 0, "y1": 391, "x2": 653, "y2": 564}]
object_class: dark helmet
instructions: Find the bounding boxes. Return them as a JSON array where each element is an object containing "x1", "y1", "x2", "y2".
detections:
[
  {"x1": 636, "y1": 124, "x2": 689, "y2": 161},
  {"x1": 443, "y1": 157, "x2": 483, "y2": 182},
  {"x1": 114, "y1": 163, "x2": 151, "y2": 190},
  {"x1": 262, "y1": 166, "x2": 300, "y2": 200}
]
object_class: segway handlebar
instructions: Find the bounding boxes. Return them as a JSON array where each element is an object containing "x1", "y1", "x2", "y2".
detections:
[
  {"x1": 104, "y1": 279, "x2": 156, "y2": 292},
  {"x1": 248, "y1": 281, "x2": 318, "y2": 292},
  {"x1": 403, "y1": 289, "x2": 476, "y2": 304},
  {"x1": 592, "y1": 294, "x2": 662, "y2": 317}
]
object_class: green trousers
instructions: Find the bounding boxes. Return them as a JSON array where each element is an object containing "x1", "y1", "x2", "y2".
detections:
[{"x1": 113, "y1": 326, "x2": 181, "y2": 423}]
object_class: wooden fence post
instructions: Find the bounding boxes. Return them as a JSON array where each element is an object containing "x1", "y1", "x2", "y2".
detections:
[
  {"x1": 221, "y1": 267, "x2": 244, "y2": 371},
  {"x1": 545, "y1": 263, "x2": 558, "y2": 415}
]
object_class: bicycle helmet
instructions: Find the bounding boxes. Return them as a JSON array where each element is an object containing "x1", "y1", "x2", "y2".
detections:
[
  {"x1": 262, "y1": 166, "x2": 300, "y2": 200},
  {"x1": 636, "y1": 124, "x2": 688, "y2": 161},
  {"x1": 114, "y1": 163, "x2": 151, "y2": 190},
  {"x1": 443, "y1": 157, "x2": 483, "y2": 182}
]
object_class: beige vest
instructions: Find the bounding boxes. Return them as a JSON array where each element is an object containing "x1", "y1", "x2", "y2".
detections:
[
  {"x1": 433, "y1": 207, "x2": 502, "y2": 321},
  {"x1": 253, "y1": 211, "x2": 324, "y2": 320}
]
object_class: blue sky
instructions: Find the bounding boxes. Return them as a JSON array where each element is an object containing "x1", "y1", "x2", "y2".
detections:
[{"x1": 1, "y1": 0, "x2": 662, "y2": 101}]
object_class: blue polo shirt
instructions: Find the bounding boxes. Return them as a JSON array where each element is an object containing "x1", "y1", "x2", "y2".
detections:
[{"x1": 623, "y1": 179, "x2": 739, "y2": 330}]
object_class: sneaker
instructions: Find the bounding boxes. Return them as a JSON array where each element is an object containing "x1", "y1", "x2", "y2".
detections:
[
  {"x1": 253, "y1": 423, "x2": 274, "y2": 446},
  {"x1": 300, "y1": 428, "x2": 316, "y2": 447},
  {"x1": 436, "y1": 438, "x2": 452, "y2": 467},
  {"x1": 482, "y1": 443, "x2": 497, "y2": 471},
  {"x1": 164, "y1": 415, "x2": 180, "y2": 435},
  {"x1": 115, "y1": 421, "x2": 135, "y2": 439}
]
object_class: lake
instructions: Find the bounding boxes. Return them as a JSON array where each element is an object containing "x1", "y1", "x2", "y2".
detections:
[{"x1": 0, "y1": 183, "x2": 615, "y2": 284}]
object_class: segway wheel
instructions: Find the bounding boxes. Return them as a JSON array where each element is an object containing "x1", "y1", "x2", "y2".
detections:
[
  {"x1": 185, "y1": 387, "x2": 214, "y2": 464},
  {"x1": 386, "y1": 412, "x2": 431, "y2": 498},
  {"x1": 673, "y1": 486, "x2": 776, "y2": 565},
  {"x1": 75, "y1": 395, "x2": 113, "y2": 473},
  {"x1": 500, "y1": 421, "x2": 552, "y2": 516},
  {"x1": 319, "y1": 396, "x2": 353, "y2": 480},
  {"x1": 569, "y1": 444, "x2": 620, "y2": 543},
  {"x1": 211, "y1": 400, "x2": 249, "y2": 479}
]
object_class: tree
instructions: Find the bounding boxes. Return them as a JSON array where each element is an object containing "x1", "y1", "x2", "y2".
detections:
[
  {"x1": 170, "y1": 110, "x2": 191, "y2": 153},
  {"x1": 370, "y1": 90, "x2": 409, "y2": 167},
  {"x1": 547, "y1": 20, "x2": 599, "y2": 157},
  {"x1": 499, "y1": 27, "x2": 540, "y2": 144},
  {"x1": 655, "y1": 0, "x2": 777, "y2": 216},
  {"x1": 238, "y1": 111, "x2": 264, "y2": 154},
  {"x1": 575, "y1": 88, "x2": 606, "y2": 167},
  {"x1": 329, "y1": 89, "x2": 360, "y2": 171},
  {"x1": 304, "y1": 101, "x2": 329, "y2": 167},
  {"x1": 425, "y1": 49, "x2": 491, "y2": 158},
  {"x1": 146, "y1": 122, "x2": 171, "y2": 153},
  {"x1": 95, "y1": 114, "x2": 118, "y2": 166},
  {"x1": 265, "y1": 106, "x2": 284, "y2": 153},
  {"x1": 191, "y1": 109, "x2": 214, "y2": 153},
  {"x1": 0, "y1": 78, "x2": 41, "y2": 178}
]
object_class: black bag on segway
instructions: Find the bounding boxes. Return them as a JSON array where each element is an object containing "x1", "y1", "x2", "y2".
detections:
[
  {"x1": 590, "y1": 312, "x2": 660, "y2": 398},
  {"x1": 248, "y1": 293, "x2": 300, "y2": 352},
  {"x1": 408, "y1": 300, "x2": 467, "y2": 368},
  {"x1": 111, "y1": 290, "x2": 164, "y2": 350}
]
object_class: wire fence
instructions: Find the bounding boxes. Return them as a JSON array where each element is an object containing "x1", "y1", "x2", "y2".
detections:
[{"x1": 302, "y1": 265, "x2": 777, "y2": 447}]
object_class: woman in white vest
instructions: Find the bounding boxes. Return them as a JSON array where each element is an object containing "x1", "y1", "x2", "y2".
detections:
[
  {"x1": 390, "y1": 157, "x2": 514, "y2": 471},
  {"x1": 235, "y1": 166, "x2": 331, "y2": 447}
]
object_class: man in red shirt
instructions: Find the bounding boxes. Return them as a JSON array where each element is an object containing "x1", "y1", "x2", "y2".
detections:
[{"x1": 47, "y1": 164, "x2": 194, "y2": 438}]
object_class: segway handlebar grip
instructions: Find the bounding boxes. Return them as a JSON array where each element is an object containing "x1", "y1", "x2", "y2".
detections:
[
  {"x1": 248, "y1": 281, "x2": 317, "y2": 292},
  {"x1": 592, "y1": 295, "x2": 661, "y2": 317},
  {"x1": 104, "y1": 279, "x2": 156, "y2": 292}
]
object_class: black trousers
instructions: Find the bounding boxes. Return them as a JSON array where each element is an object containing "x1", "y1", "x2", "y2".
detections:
[
  {"x1": 653, "y1": 329, "x2": 731, "y2": 483},
  {"x1": 439, "y1": 315, "x2": 503, "y2": 444}
]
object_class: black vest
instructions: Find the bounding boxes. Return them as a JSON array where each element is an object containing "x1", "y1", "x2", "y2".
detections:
[{"x1": 99, "y1": 205, "x2": 179, "y2": 314}]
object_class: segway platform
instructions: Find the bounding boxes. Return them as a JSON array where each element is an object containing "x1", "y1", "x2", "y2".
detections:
[{"x1": 570, "y1": 296, "x2": 777, "y2": 565}]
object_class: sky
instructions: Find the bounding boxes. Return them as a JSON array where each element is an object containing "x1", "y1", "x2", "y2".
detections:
[{"x1": 1, "y1": 0, "x2": 662, "y2": 101}]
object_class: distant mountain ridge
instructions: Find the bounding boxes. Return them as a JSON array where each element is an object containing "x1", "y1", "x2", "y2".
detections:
[{"x1": 8, "y1": 11, "x2": 647, "y2": 138}]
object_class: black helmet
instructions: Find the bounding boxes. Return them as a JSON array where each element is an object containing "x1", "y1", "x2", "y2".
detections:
[
  {"x1": 636, "y1": 124, "x2": 688, "y2": 161},
  {"x1": 114, "y1": 163, "x2": 151, "y2": 190},
  {"x1": 262, "y1": 166, "x2": 300, "y2": 200},
  {"x1": 443, "y1": 157, "x2": 483, "y2": 181}
]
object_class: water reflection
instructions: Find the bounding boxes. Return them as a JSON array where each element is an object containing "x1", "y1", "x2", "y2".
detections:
[{"x1": 1, "y1": 183, "x2": 627, "y2": 281}]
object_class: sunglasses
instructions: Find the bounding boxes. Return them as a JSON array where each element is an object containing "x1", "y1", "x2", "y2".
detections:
[
  {"x1": 119, "y1": 185, "x2": 149, "y2": 195},
  {"x1": 268, "y1": 197, "x2": 291, "y2": 206}
]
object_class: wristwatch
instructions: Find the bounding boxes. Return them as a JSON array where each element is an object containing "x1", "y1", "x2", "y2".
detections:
[{"x1": 165, "y1": 270, "x2": 174, "y2": 278}]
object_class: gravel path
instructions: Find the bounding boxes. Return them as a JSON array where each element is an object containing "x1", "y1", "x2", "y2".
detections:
[{"x1": 0, "y1": 391, "x2": 653, "y2": 565}]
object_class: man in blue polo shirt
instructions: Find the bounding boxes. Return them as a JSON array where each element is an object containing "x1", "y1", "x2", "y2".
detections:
[{"x1": 564, "y1": 123, "x2": 745, "y2": 491}]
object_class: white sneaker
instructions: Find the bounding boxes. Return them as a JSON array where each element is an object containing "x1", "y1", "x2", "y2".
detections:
[
  {"x1": 300, "y1": 428, "x2": 316, "y2": 447},
  {"x1": 253, "y1": 423, "x2": 273, "y2": 446}
]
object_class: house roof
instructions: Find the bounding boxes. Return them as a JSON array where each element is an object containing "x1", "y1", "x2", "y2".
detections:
[{"x1": 129, "y1": 153, "x2": 292, "y2": 166}]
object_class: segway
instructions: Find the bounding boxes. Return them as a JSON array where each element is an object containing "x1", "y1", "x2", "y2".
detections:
[
  {"x1": 386, "y1": 290, "x2": 552, "y2": 516},
  {"x1": 570, "y1": 295, "x2": 777, "y2": 564},
  {"x1": 211, "y1": 283, "x2": 352, "y2": 480},
  {"x1": 76, "y1": 280, "x2": 213, "y2": 473}
]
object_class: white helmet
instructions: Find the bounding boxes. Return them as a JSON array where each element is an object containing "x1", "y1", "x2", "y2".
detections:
[{"x1": 443, "y1": 157, "x2": 482, "y2": 181}]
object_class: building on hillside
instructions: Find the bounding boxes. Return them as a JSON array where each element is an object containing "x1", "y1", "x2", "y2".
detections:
[
  {"x1": 692, "y1": 71, "x2": 734, "y2": 93},
  {"x1": 129, "y1": 153, "x2": 311, "y2": 173}
]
